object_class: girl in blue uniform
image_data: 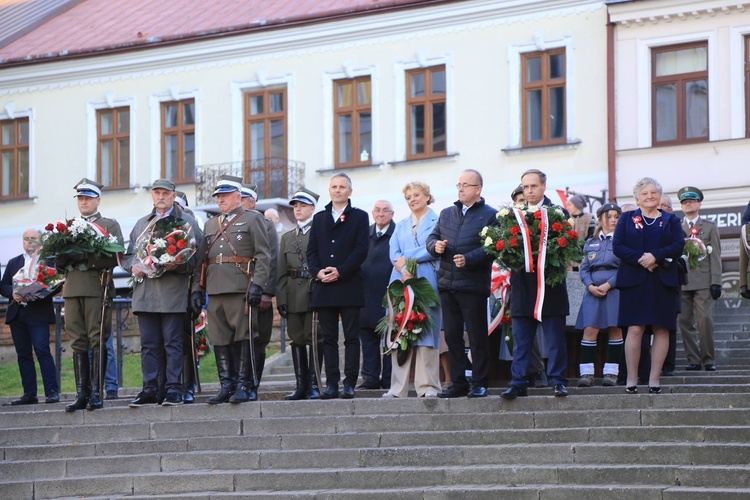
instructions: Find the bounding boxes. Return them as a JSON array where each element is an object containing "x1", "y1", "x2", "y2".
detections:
[{"x1": 575, "y1": 203, "x2": 623, "y2": 387}]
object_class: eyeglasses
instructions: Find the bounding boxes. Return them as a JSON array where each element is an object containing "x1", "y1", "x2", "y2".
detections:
[
  {"x1": 373, "y1": 209, "x2": 393, "y2": 214},
  {"x1": 456, "y1": 183, "x2": 480, "y2": 190}
]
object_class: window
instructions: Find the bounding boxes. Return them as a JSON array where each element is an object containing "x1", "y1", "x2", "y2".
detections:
[
  {"x1": 0, "y1": 118, "x2": 29, "y2": 199},
  {"x1": 244, "y1": 87, "x2": 287, "y2": 198},
  {"x1": 334, "y1": 76, "x2": 372, "y2": 168},
  {"x1": 161, "y1": 99, "x2": 195, "y2": 183},
  {"x1": 652, "y1": 42, "x2": 708, "y2": 146},
  {"x1": 97, "y1": 107, "x2": 130, "y2": 189},
  {"x1": 746, "y1": 36, "x2": 750, "y2": 138},
  {"x1": 521, "y1": 49, "x2": 565, "y2": 147},
  {"x1": 406, "y1": 65, "x2": 446, "y2": 159}
]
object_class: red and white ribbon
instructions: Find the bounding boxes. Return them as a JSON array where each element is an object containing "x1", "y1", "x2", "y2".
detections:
[
  {"x1": 532, "y1": 208, "x2": 549, "y2": 321},
  {"x1": 385, "y1": 284, "x2": 415, "y2": 353},
  {"x1": 488, "y1": 264, "x2": 511, "y2": 335},
  {"x1": 87, "y1": 219, "x2": 124, "y2": 267},
  {"x1": 513, "y1": 208, "x2": 534, "y2": 272}
]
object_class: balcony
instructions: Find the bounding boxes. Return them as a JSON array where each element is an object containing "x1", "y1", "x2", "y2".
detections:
[{"x1": 194, "y1": 158, "x2": 305, "y2": 206}]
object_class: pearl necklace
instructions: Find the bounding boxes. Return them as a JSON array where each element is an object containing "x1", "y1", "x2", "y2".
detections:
[{"x1": 642, "y1": 213, "x2": 660, "y2": 226}]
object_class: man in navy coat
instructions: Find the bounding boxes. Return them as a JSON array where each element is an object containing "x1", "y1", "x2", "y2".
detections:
[
  {"x1": 0, "y1": 229, "x2": 59, "y2": 405},
  {"x1": 502, "y1": 169, "x2": 570, "y2": 399},
  {"x1": 307, "y1": 173, "x2": 369, "y2": 399}
]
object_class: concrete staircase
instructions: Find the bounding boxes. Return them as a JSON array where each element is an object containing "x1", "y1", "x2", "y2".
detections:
[{"x1": 1, "y1": 304, "x2": 749, "y2": 498}]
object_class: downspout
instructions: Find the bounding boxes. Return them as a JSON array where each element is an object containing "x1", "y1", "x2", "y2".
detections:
[{"x1": 606, "y1": 12, "x2": 617, "y2": 203}]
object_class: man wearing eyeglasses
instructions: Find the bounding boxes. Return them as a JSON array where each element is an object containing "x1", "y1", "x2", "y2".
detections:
[
  {"x1": 426, "y1": 169, "x2": 497, "y2": 398},
  {"x1": 0, "y1": 230, "x2": 60, "y2": 405}
]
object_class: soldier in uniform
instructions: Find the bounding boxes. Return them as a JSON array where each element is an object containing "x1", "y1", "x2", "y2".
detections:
[
  {"x1": 277, "y1": 187, "x2": 321, "y2": 400},
  {"x1": 191, "y1": 175, "x2": 271, "y2": 404},
  {"x1": 125, "y1": 179, "x2": 202, "y2": 406},
  {"x1": 240, "y1": 183, "x2": 279, "y2": 400},
  {"x1": 677, "y1": 186, "x2": 722, "y2": 372},
  {"x1": 62, "y1": 179, "x2": 124, "y2": 412}
]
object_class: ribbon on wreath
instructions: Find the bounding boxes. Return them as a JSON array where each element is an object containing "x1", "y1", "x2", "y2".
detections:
[
  {"x1": 513, "y1": 207, "x2": 550, "y2": 321},
  {"x1": 488, "y1": 264, "x2": 511, "y2": 335},
  {"x1": 512, "y1": 208, "x2": 535, "y2": 272},
  {"x1": 87, "y1": 219, "x2": 124, "y2": 267},
  {"x1": 384, "y1": 283, "x2": 415, "y2": 353}
]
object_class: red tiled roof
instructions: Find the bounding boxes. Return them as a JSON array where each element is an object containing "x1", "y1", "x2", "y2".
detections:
[{"x1": 0, "y1": 0, "x2": 457, "y2": 66}]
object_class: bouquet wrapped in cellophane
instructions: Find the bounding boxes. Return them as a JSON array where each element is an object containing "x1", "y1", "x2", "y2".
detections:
[
  {"x1": 39, "y1": 217, "x2": 124, "y2": 272},
  {"x1": 12, "y1": 250, "x2": 65, "y2": 302}
]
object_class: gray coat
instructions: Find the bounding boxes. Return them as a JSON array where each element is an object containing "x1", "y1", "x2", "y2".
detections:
[{"x1": 124, "y1": 206, "x2": 202, "y2": 314}]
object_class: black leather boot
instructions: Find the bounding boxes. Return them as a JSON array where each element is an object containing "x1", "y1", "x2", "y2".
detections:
[
  {"x1": 230, "y1": 340, "x2": 257, "y2": 403},
  {"x1": 87, "y1": 347, "x2": 106, "y2": 410},
  {"x1": 66, "y1": 352, "x2": 90, "y2": 412},
  {"x1": 307, "y1": 344, "x2": 323, "y2": 400},
  {"x1": 254, "y1": 339, "x2": 266, "y2": 385},
  {"x1": 285, "y1": 345, "x2": 309, "y2": 400},
  {"x1": 207, "y1": 345, "x2": 235, "y2": 404},
  {"x1": 182, "y1": 354, "x2": 196, "y2": 404}
]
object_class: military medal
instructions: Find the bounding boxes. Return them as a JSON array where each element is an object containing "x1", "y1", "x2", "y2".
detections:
[{"x1": 236, "y1": 234, "x2": 243, "y2": 241}]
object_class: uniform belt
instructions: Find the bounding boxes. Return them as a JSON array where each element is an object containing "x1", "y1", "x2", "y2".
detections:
[
  {"x1": 590, "y1": 266, "x2": 617, "y2": 272},
  {"x1": 207, "y1": 256, "x2": 252, "y2": 265},
  {"x1": 288, "y1": 269, "x2": 312, "y2": 279}
]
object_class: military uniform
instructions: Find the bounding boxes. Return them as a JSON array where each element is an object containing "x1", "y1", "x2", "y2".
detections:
[{"x1": 278, "y1": 223, "x2": 314, "y2": 346}]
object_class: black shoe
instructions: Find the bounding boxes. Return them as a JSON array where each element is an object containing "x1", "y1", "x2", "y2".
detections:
[
  {"x1": 553, "y1": 384, "x2": 568, "y2": 397},
  {"x1": 247, "y1": 387, "x2": 258, "y2": 402},
  {"x1": 625, "y1": 386, "x2": 638, "y2": 394},
  {"x1": 45, "y1": 392, "x2": 59, "y2": 404},
  {"x1": 65, "y1": 394, "x2": 89, "y2": 412},
  {"x1": 437, "y1": 385, "x2": 469, "y2": 398},
  {"x1": 129, "y1": 392, "x2": 159, "y2": 407},
  {"x1": 648, "y1": 386, "x2": 662, "y2": 394},
  {"x1": 320, "y1": 385, "x2": 339, "y2": 399},
  {"x1": 86, "y1": 393, "x2": 104, "y2": 411},
  {"x1": 10, "y1": 394, "x2": 38, "y2": 406},
  {"x1": 229, "y1": 386, "x2": 251, "y2": 404},
  {"x1": 356, "y1": 381, "x2": 381, "y2": 390},
  {"x1": 341, "y1": 385, "x2": 355, "y2": 399},
  {"x1": 467, "y1": 386, "x2": 488, "y2": 398},
  {"x1": 685, "y1": 364, "x2": 702, "y2": 371},
  {"x1": 704, "y1": 364, "x2": 717, "y2": 372},
  {"x1": 500, "y1": 386, "x2": 528, "y2": 400},
  {"x1": 162, "y1": 393, "x2": 183, "y2": 406},
  {"x1": 183, "y1": 390, "x2": 195, "y2": 404},
  {"x1": 105, "y1": 390, "x2": 118, "y2": 400}
]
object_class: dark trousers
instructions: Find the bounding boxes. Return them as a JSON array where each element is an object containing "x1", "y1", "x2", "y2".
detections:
[
  {"x1": 359, "y1": 326, "x2": 392, "y2": 387},
  {"x1": 441, "y1": 291, "x2": 489, "y2": 389},
  {"x1": 137, "y1": 313, "x2": 184, "y2": 395},
  {"x1": 511, "y1": 315, "x2": 567, "y2": 388},
  {"x1": 317, "y1": 306, "x2": 361, "y2": 387},
  {"x1": 10, "y1": 312, "x2": 58, "y2": 396}
]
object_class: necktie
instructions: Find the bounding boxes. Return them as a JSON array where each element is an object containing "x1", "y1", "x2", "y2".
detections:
[
  {"x1": 376, "y1": 231, "x2": 383, "y2": 238},
  {"x1": 689, "y1": 221, "x2": 694, "y2": 229},
  {"x1": 462, "y1": 206, "x2": 468, "y2": 216}
]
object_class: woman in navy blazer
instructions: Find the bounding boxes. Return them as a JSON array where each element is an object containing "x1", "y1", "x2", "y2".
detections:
[{"x1": 613, "y1": 177, "x2": 684, "y2": 394}]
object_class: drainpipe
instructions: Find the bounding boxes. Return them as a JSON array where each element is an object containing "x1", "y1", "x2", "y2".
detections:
[{"x1": 606, "y1": 13, "x2": 617, "y2": 203}]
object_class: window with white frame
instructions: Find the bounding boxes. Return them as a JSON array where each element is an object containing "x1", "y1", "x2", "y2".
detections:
[
  {"x1": 522, "y1": 48, "x2": 566, "y2": 147},
  {"x1": 1, "y1": 117, "x2": 29, "y2": 199},
  {"x1": 406, "y1": 65, "x2": 446, "y2": 160},
  {"x1": 334, "y1": 76, "x2": 372, "y2": 168},
  {"x1": 97, "y1": 107, "x2": 130, "y2": 189},
  {"x1": 161, "y1": 99, "x2": 196, "y2": 183}
]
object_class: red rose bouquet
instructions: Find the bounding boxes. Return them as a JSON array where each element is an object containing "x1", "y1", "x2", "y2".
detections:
[
  {"x1": 683, "y1": 225, "x2": 712, "y2": 270},
  {"x1": 130, "y1": 215, "x2": 196, "y2": 281},
  {"x1": 376, "y1": 258, "x2": 439, "y2": 366},
  {"x1": 12, "y1": 250, "x2": 65, "y2": 302},
  {"x1": 39, "y1": 217, "x2": 125, "y2": 271}
]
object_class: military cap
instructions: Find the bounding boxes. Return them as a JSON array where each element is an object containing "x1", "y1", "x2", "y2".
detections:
[
  {"x1": 289, "y1": 187, "x2": 319, "y2": 207},
  {"x1": 677, "y1": 186, "x2": 704, "y2": 203},
  {"x1": 151, "y1": 178, "x2": 176, "y2": 191},
  {"x1": 240, "y1": 183, "x2": 258, "y2": 200},
  {"x1": 212, "y1": 175, "x2": 243, "y2": 196},
  {"x1": 510, "y1": 184, "x2": 524, "y2": 202},
  {"x1": 74, "y1": 178, "x2": 103, "y2": 198},
  {"x1": 596, "y1": 203, "x2": 621, "y2": 218},
  {"x1": 175, "y1": 190, "x2": 189, "y2": 208}
]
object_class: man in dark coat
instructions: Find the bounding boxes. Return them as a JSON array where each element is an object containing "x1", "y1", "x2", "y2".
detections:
[
  {"x1": 358, "y1": 200, "x2": 395, "y2": 390},
  {"x1": 307, "y1": 172, "x2": 369, "y2": 399},
  {"x1": 0, "y1": 230, "x2": 59, "y2": 405},
  {"x1": 426, "y1": 169, "x2": 497, "y2": 398},
  {"x1": 502, "y1": 169, "x2": 570, "y2": 399}
]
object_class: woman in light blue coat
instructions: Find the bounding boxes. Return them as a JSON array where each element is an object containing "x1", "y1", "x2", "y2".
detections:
[{"x1": 383, "y1": 181, "x2": 442, "y2": 398}]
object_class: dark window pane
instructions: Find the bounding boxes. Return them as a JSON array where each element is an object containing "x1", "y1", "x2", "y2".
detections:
[
  {"x1": 655, "y1": 83, "x2": 677, "y2": 142},
  {"x1": 2, "y1": 151, "x2": 14, "y2": 196},
  {"x1": 526, "y1": 90, "x2": 542, "y2": 142},
  {"x1": 18, "y1": 121, "x2": 28, "y2": 144},
  {"x1": 269, "y1": 167, "x2": 284, "y2": 198},
  {"x1": 19, "y1": 150, "x2": 28, "y2": 195},
  {"x1": 165, "y1": 135, "x2": 178, "y2": 179},
  {"x1": 164, "y1": 105, "x2": 178, "y2": 128},
  {"x1": 183, "y1": 133, "x2": 195, "y2": 179},
  {"x1": 250, "y1": 95, "x2": 263, "y2": 115},
  {"x1": 526, "y1": 57, "x2": 542, "y2": 83},
  {"x1": 357, "y1": 80, "x2": 371, "y2": 105},
  {"x1": 100, "y1": 111, "x2": 113, "y2": 135},
  {"x1": 337, "y1": 82, "x2": 352, "y2": 107},
  {"x1": 359, "y1": 112, "x2": 372, "y2": 161},
  {"x1": 685, "y1": 79, "x2": 708, "y2": 139},
  {"x1": 410, "y1": 104, "x2": 425, "y2": 155},
  {"x1": 337, "y1": 114, "x2": 352, "y2": 164},
  {"x1": 550, "y1": 54, "x2": 564, "y2": 79},
  {"x1": 118, "y1": 139, "x2": 130, "y2": 186},
  {"x1": 270, "y1": 119, "x2": 284, "y2": 157},
  {"x1": 250, "y1": 122, "x2": 265, "y2": 160},
  {"x1": 100, "y1": 141, "x2": 113, "y2": 186},
  {"x1": 431, "y1": 70, "x2": 446, "y2": 95},
  {"x1": 183, "y1": 102, "x2": 195, "y2": 126},
  {"x1": 118, "y1": 110, "x2": 130, "y2": 133},
  {"x1": 432, "y1": 102, "x2": 446, "y2": 152},
  {"x1": 410, "y1": 73, "x2": 425, "y2": 98},
  {"x1": 549, "y1": 86, "x2": 565, "y2": 139},
  {"x1": 251, "y1": 170, "x2": 265, "y2": 192},
  {"x1": 1, "y1": 123, "x2": 13, "y2": 145},
  {"x1": 270, "y1": 93, "x2": 284, "y2": 113}
]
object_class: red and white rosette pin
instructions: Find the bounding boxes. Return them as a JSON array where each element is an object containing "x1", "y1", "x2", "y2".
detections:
[{"x1": 632, "y1": 215, "x2": 643, "y2": 230}]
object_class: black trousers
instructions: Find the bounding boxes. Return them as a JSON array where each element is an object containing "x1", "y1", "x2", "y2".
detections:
[
  {"x1": 317, "y1": 306, "x2": 361, "y2": 388},
  {"x1": 440, "y1": 291, "x2": 489, "y2": 389}
]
